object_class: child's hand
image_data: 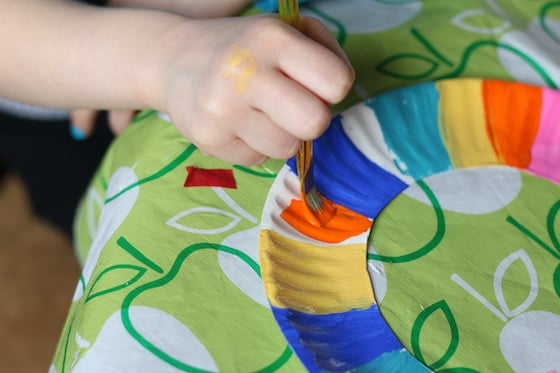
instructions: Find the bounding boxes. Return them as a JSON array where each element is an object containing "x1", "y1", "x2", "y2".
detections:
[{"x1": 159, "y1": 15, "x2": 355, "y2": 165}]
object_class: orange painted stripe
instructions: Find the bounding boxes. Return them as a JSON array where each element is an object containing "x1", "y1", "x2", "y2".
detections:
[
  {"x1": 280, "y1": 198, "x2": 371, "y2": 244},
  {"x1": 482, "y1": 80, "x2": 542, "y2": 168}
]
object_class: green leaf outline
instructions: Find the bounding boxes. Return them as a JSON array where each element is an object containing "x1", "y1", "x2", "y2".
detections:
[
  {"x1": 452, "y1": 8, "x2": 511, "y2": 35},
  {"x1": 86, "y1": 264, "x2": 147, "y2": 303},
  {"x1": 377, "y1": 53, "x2": 439, "y2": 79},
  {"x1": 411, "y1": 300, "x2": 459, "y2": 370}
]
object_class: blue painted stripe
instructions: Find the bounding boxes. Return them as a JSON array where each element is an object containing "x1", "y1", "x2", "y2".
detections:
[
  {"x1": 287, "y1": 114, "x2": 408, "y2": 219},
  {"x1": 349, "y1": 349, "x2": 430, "y2": 373},
  {"x1": 365, "y1": 81, "x2": 453, "y2": 180},
  {"x1": 271, "y1": 304, "x2": 404, "y2": 372}
]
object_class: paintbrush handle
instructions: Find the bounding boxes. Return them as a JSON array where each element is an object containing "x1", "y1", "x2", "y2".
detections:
[
  {"x1": 278, "y1": 0, "x2": 301, "y2": 29},
  {"x1": 278, "y1": 0, "x2": 311, "y2": 191}
]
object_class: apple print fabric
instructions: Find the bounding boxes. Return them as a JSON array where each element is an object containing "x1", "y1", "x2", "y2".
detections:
[{"x1": 51, "y1": 1, "x2": 560, "y2": 372}]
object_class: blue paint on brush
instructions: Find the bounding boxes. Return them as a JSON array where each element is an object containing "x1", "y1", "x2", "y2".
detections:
[
  {"x1": 287, "y1": 114, "x2": 408, "y2": 219},
  {"x1": 271, "y1": 304, "x2": 405, "y2": 372},
  {"x1": 365, "y1": 81, "x2": 452, "y2": 180}
]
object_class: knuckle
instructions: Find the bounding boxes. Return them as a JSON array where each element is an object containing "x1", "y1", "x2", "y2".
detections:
[
  {"x1": 277, "y1": 137, "x2": 301, "y2": 159},
  {"x1": 238, "y1": 152, "x2": 268, "y2": 166},
  {"x1": 191, "y1": 127, "x2": 219, "y2": 150},
  {"x1": 199, "y1": 91, "x2": 226, "y2": 119},
  {"x1": 250, "y1": 17, "x2": 294, "y2": 50}
]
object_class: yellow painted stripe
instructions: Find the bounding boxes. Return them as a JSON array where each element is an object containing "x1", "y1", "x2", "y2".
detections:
[
  {"x1": 259, "y1": 229, "x2": 375, "y2": 314},
  {"x1": 437, "y1": 79, "x2": 498, "y2": 168}
]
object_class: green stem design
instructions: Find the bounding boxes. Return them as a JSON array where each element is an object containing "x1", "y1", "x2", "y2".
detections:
[
  {"x1": 118, "y1": 236, "x2": 165, "y2": 274},
  {"x1": 554, "y1": 264, "x2": 560, "y2": 297},
  {"x1": 233, "y1": 165, "x2": 279, "y2": 178},
  {"x1": 547, "y1": 200, "x2": 560, "y2": 253},
  {"x1": 411, "y1": 27, "x2": 454, "y2": 67},
  {"x1": 540, "y1": 1, "x2": 560, "y2": 44},
  {"x1": 61, "y1": 321, "x2": 74, "y2": 373},
  {"x1": 79, "y1": 274, "x2": 87, "y2": 294},
  {"x1": 105, "y1": 144, "x2": 197, "y2": 204},
  {"x1": 376, "y1": 28, "x2": 558, "y2": 89},
  {"x1": 438, "y1": 40, "x2": 558, "y2": 89},
  {"x1": 121, "y1": 241, "x2": 292, "y2": 372},
  {"x1": 506, "y1": 213, "x2": 560, "y2": 261},
  {"x1": 368, "y1": 180, "x2": 445, "y2": 263}
]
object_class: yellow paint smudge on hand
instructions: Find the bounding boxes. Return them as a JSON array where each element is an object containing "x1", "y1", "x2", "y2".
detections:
[{"x1": 223, "y1": 45, "x2": 257, "y2": 94}]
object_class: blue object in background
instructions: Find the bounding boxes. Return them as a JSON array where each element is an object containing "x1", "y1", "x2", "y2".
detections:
[{"x1": 255, "y1": 0, "x2": 310, "y2": 12}]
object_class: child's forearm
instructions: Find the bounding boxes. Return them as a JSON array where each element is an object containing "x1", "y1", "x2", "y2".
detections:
[
  {"x1": 0, "y1": 0, "x2": 354, "y2": 165},
  {"x1": 108, "y1": 0, "x2": 255, "y2": 18},
  {"x1": 0, "y1": 0, "x2": 187, "y2": 111}
]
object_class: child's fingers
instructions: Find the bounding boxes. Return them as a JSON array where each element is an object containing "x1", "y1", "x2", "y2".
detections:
[
  {"x1": 248, "y1": 70, "x2": 331, "y2": 140},
  {"x1": 274, "y1": 18, "x2": 355, "y2": 105},
  {"x1": 70, "y1": 109, "x2": 97, "y2": 140},
  {"x1": 300, "y1": 17, "x2": 353, "y2": 68},
  {"x1": 108, "y1": 109, "x2": 136, "y2": 135},
  {"x1": 205, "y1": 136, "x2": 269, "y2": 166},
  {"x1": 234, "y1": 109, "x2": 301, "y2": 160}
]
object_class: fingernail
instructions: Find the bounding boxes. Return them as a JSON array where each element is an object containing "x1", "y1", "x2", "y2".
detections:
[{"x1": 70, "y1": 125, "x2": 87, "y2": 141}]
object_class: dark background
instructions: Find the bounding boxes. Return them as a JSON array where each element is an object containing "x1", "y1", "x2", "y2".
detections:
[{"x1": 0, "y1": 111, "x2": 114, "y2": 236}]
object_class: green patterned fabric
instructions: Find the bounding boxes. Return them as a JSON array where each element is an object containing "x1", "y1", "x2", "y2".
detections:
[{"x1": 51, "y1": 1, "x2": 560, "y2": 372}]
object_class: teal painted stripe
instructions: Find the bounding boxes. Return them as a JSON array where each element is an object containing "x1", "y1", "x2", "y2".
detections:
[{"x1": 365, "y1": 81, "x2": 453, "y2": 181}]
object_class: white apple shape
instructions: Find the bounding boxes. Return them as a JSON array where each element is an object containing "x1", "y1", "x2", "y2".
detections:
[
  {"x1": 301, "y1": 0, "x2": 422, "y2": 34},
  {"x1": 500, "y1": 311, "x2": 560, "y2": 372},
  {"x1": 219, "y1": 227, "x2": 269, "y2": 308},
  {"x1": 404, "y1": 166, "x2": 522, "y2": 215},
  {"x1": 72, "y1": 307, "x2": 218, "y2": 372},
  {"x1": 75, "y1": 167, "x2": 139, "y2": 301},
  {"x1": 498, "y1": 18, "x2": 560, "y2": 88}
]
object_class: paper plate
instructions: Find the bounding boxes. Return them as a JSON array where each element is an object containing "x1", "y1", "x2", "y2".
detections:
[{"x1": 258, "y1": 79, "x2": 560, "y2": 372}]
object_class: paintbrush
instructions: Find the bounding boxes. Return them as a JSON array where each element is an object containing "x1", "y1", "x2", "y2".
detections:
[{"x1": 278, "y1": 0, "x2": 336, "y2": 226}]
